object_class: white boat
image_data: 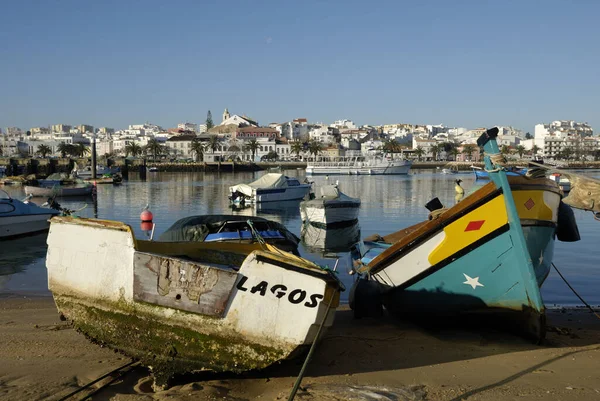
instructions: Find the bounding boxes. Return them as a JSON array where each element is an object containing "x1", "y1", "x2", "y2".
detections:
[
  {"x1": 441, "y1": 164, "x2": 459, "y2": 174},
  {"x1": 306, "y1": 155, "x2": 412, "y2": 175},
  {"x1": 148, "y1": 166, "x2": 159, "y2": 172},
  {"x1": 45, "y1": 216, "x2": 343, "y2": 386},
  {"x1": 549, "y1": 173, "x2": 571, "y2": 192},
  {"x1": 0, "y1": 190, "x2": 60, "y2": 239},
  {"x1": 229, "y1": 173, "x2": 312, "y2": 203},
  {"x1": 73, "y1": 165, "x2": 119, "y2": 179},
  {"x1": 24, "y1": 184, "x2": 94, "y2": 197},
  {"x1": 300, "y1": 183, "x2": 361, "y2": 228}
]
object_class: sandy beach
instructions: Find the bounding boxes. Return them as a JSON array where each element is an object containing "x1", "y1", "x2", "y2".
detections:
[{"x1": 1, "y1": 294, "x2": 599, "y2": 401}]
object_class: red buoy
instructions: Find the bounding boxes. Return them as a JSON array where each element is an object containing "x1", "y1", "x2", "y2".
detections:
[{"x1": 140, "y1": 209, "x2": 153, "y2": 222}]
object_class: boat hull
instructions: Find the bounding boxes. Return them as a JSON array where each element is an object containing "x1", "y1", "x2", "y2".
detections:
[
  {"x1": 46, "y1": 217, "x2": 341, "y2": 385},
  {"x1": 0, "y1": 213, "x2": 56, "y2": 239},
  {"x1": 254, "y1": 184, "x2": 312, "y2": 202},
  {"x1": 24, "y1": 185, "x2": 93, "y2": 197},
  {"x1": 474, "y1": 168, "x2": 527, "y2": 180},
  {"x1": 300, "y1": 202, "x2": 360, "y2": 228}
]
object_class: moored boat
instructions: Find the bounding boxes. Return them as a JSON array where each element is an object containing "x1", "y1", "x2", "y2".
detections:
[
  {"x1": 472, "y1": 165, "x2": 527, "y2": 180},
  {"x1": 0, "y1": 190, "x2": 60, "y2": 239},
  {"x1": 350, "y1": 128, "x2": 580, "y2": 341},
  {"x1": 300, "y1": 183, "x2": 360, "y2": 228},
  {"x1": 229, "y1": 173, "x2": 312, "y2": 204},
  {"x1": 46, "y1": 216, "x2": 344, "y2": 386},
  {"x1": 24, "y1": 184, "x2": 94, "y2": 197},
  {"x1": 306, "y1": 155, "x2": 412, "y2": 175},
  {"x1": 548, "y1": 173, "x2": 571, "y2": 193},
  {"x1": 73, "y1": 164, "x2": 120, "y2": 179}
]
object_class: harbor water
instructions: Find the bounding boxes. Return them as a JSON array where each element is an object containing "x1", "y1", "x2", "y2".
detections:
[{"x1": 1, "y1": 169, "x2": 599, "y2": 307}]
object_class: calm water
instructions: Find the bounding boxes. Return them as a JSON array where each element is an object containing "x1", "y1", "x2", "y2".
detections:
[{"x1": 1, "y1": 169, "x2": 599, "y2": 306}]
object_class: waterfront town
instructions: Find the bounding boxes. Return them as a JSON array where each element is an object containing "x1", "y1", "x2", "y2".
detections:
[{"x1": 0, "y1": 110, "x2": 596, "y2": 164}]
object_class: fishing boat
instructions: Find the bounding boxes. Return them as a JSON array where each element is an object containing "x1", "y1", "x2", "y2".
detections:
[
  {"x1": 24, "y1": 184, "x2": 94, "y2": 197},
  {"x1": 350, "y1": 128, "x2": 580, "y2": 341},
  {"x1": 0, "y1": 190, "x2": 60, "y2": 239},
  {"x1": 300, "y1": 182, "x2": 360, "y2": 228},
  {"x1": 471, "y1": 165, "x2": 527, "y2": 180},
  {"x1": 73, "y1": 164, "x2": 120, "y2": 179},
  {"x1": 306, "y1": 155, "x2": 412, "y2": 175},
  {"x1": 548, "y1": 173, "x2": 571, "y2": 193},
  {"x1": 148, "y1": 166, "x2": 159, "y2": 172},
  {"x1": 46, "y1": 216, "x2": 344, "y2": 386},
  {"x1": 158, "y1": 215, "x2": 301, "y2": 254},
  {"x1": 229, "y1": 173, "x2": 312, "y2": 204}
]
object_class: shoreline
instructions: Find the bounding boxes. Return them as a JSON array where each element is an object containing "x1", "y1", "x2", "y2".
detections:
[{"x1": 1, "y1": 295, "x2": 599, "y2": 400}]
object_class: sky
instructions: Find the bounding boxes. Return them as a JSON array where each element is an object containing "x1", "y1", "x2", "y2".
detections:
[{"x1": 1, "y1": 0, "x2": 599, "y2": 133}]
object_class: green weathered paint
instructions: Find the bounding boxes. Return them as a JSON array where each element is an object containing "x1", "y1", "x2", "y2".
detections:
[{"x1": 54, "y1": 295, "x2": 289, "y2": 386}]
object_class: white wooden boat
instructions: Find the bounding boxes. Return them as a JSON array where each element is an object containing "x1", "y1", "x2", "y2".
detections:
[
  {"x1": 46, "y1": 216, "x2": 343, "y2": 386},
  {"x1": 24, "y1": 184, "x2": 94, "y2": 197},
  {"x1": 0, "y1": 190, "x2": 60, "y2": 239},
  {"x1": 229, "y1": 173, "x2": 312, "y2": 203},
  {"x1": 549, "y1": 173, "x2": 571, "y2": 193},
  {"x1": 300, "y1": 183, "x2": 360, "y2": 228},
  {"x1": 306, "y1": 155, "x2": 411, "y2": 175}
]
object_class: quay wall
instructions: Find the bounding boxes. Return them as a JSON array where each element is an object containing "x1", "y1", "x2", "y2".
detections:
[{"x1": 2, "y1": 157, "x2": 600, "y2": 177}]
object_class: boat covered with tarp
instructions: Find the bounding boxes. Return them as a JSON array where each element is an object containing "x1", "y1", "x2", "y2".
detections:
[
  {"x1": 229, "y1": 173, "x2": 312, "y2": 203},
  {"x1": 300, "y1": 183, "x2": 360, "y2": 228}
]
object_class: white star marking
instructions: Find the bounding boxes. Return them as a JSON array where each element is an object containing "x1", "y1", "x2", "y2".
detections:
[{"x1": 463, "y1": 273, "x2": 484, "y2": 289}]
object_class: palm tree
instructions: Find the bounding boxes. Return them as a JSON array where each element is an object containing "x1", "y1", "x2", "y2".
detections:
[
  {"x1": 190, "y1": 139, "x2": 205, "y2": 162},
  {"x1": 0, "y1": 144, "x2": 3, "y2": 156},
  {"x1": 57, "y1": 142, "x2": 70, "y2": 158},
  {"x1": 559, "y1": 147, "x2": 574, "y2": 161},
  {"x1": 244, "y1": 139, "x2": 260, "y2": 161},
  {"x1": 500, "y1": 144, "x2": 511, "y2": 155},
  {"x1": 145, "y1": 138, "x2": 165, "y2": 161},
  {"x1": 291, "y1": 140, "x2": 303, "y2": 159},
  {"x1": 413, "y1": 146, "x2": 424, "y2": 161},
  {"x1": 531, "y1": 145, "x2": 540, "y2": 156},
  {"x1": 449, "y1": 147, "x2": 459, "y2": 161},
  {"x1": 125, "y1": 142, "x2": 143, "y2": 157},
  {"x1": 430, "y1": 144, "x2": 442, "y2": 161},
  {"x1": 36, "y1": 144, "x2": 52, "y2": 158},
  {"x1": 75, "y1": 143, "x2": 90, "y2": 157},
  {"x1": 462, "y1": 144, "x2": 476, "y2": 161},
  {"x1": 207, "y1": 135, "x2": 220, "y2": 154},
  {"x1": 516, "y1": 145, "x2": 526, "y2": 158},
  {"x1": 308, "y1": 139, "x2": 322, "y2": 158}
]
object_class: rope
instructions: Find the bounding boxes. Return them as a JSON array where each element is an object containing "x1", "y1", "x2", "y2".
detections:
[
  {"x1": 552, "y1": 262, "x2": 600, "y2": 320},
  {"x1": 287, "y1": 277, "x2": 338, "y2": 401},
  {"x1": 483, "y1": 153, "x2": 506, "y2": 173},
  {"x1": 55, "y1": 360, "x2": 138, "y2": 401}
]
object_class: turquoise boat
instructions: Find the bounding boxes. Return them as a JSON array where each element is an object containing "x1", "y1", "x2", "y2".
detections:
[{"x1": 350, "y1": 128, "x2": 580, "y2": 341}]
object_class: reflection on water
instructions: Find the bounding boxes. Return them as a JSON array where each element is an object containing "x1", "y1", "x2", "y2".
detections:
[
  {"x1": 301, "y1": 222, "x2": 361, "y2": 255},
  {"x1": 1, "y1": 169, "x2": 600, "y2": 306}
]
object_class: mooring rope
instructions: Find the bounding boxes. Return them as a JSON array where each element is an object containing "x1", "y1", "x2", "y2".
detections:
[
  {"x1": 56, "y1": 360, "x2": 138, "y2": 401},
  {"x1": 552, "y1": 262, "x2": 600, "y2": 321},
  {"x1": 287, "y1": 260, "x2": 339, "y2": 401}
]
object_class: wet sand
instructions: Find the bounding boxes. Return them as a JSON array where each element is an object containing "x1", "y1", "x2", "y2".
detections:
[{"x1": 1, "y1": 295, "x2": 599, "y2": 401}]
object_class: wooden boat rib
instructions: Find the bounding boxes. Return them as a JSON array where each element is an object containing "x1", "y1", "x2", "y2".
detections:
[{"x1": 46, "y1": 216, "x2": 343, "y2": 386}]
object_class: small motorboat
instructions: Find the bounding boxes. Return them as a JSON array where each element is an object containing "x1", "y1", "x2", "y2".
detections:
[
  {"x1": 24, "y1": 184, "x2": 94, "y2": 197},
  {"x1": 46, "y1": 215, "x2": 344, "y2": 387},
  {"x1": 349, "y1": 128, "x2": 581, "y2": 341},
  {"x1": 471, "y1": 165, "x2": 527, "y2": 180},
  {"x1": 548, "y1": 173, "x2": 571, "y2": 193},
  {"x1": 441, "y1": 164, "x2": 459, "y2": 174},
  {"x1": 73, "y1": 164, "x2": 120, "y2": 179},
  {"x1": 229, "y1": 173, "x2": 312, "y2": 204},
  {"x1": 300, "y1": 182, "x2": 361, "y2": 228},
  {"x1": 0, "y1": 190, "x2": 60, "y2": 239},
  {"x1": 148, "y1": 166, "x2": 159, "y2": 172}
]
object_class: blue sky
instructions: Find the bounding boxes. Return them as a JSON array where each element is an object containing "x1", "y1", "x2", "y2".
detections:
[{"x1": 1, "y1": 0, "x2": 599, "y2": 133}]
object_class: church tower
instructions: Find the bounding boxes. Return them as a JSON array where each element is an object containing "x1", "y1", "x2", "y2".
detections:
[{"x1": 222, "y1": 108, "x2": 230, "y2": 123}]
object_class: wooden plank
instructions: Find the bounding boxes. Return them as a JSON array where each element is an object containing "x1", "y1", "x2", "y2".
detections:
[{"x1": 133, "y1": 252, "x2": 239, "y2": 317}]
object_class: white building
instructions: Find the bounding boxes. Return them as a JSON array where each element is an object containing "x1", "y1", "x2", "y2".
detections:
[
  {"x1": 280, "y1": 118, "x2": 309, "y2": 141},
  {"x1": 330, "y1": 119, "x2": 357, "y2": 130},
  {"x1": 220, "y1": 108, "x2": 258, "y2": 127},
  {"x1": 178, "y1": 122, "x2": 198, "y2": 133}
]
